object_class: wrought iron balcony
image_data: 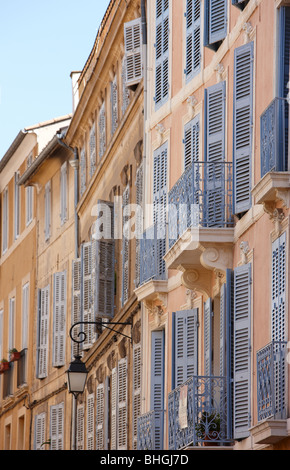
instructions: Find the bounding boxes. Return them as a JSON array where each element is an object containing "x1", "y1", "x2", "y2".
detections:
[
  {"x1": 168, "y1": 376, "x2": 232, "y2": 449},
  {"x1": 168, "y1": 161, "x2": 233, "y2": 249},
  {"x1": 260, "y1": 97, "x2": 286, "y2": 177},
  {"x1": 139, "y1": 224, "x2": 167, "y2": 285},
  {"x1": 137, "y1": 410, "x2": 164, "y2": 450},
  {"x1": 257, "y1": 340, "x2": 287, "y2": 422}
]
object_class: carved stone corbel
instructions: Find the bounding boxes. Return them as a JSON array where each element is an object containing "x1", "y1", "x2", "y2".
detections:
[
  {"x1": 240, "y1": 241, "x2": 250, "y2": 265},
  {"x1": 200, "y1": 246, "x2": 233, "y2": 274},
  {"x1": 272, "y1": 208, "x2": 285, "y2": 235},
  {"x1": 181, "y1": 268, "x2": 211, "y2": 299}
]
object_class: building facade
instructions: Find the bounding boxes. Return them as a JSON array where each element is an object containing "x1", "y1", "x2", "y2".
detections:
[{"x1": 1, "y1": 0, "x2": 290, "y2": 451}]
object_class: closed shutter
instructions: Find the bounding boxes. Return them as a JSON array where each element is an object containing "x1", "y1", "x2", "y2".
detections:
[
  {"x1": 87, "y1": 393, "x2": 95, "y2": 450},
  {"x1": 111, "y1": 367, "x2": 118, "y2": 450},
  {"x1": 151, "y1": 330, "x2": 165, "y2": 450},
  {"x1": 124, "y1": 18, "x2": 143, "y2": 88},
  {"x1": 233, "y1": 42, "x2": 253, "y2": 215},
  {"x1": 122, "y1": 185, "x2": 130, "y2": 306},
  {"x1": 96, "y1": 383, "x2": 104, "y2": 449},
  {"x1": 153, "y1": 143, "x2": 168, "y2": 278},
  {"x1": 278, "y1": 7, "x2": 290, "y2": 172},
  {"x1": 89, "y1": 124, "x2": 96, "y2": 177},
  {"x1": 2, "y1": 188, "x2": 8, "y2": 253},
  {"x1": 135, "y1": 162, "x2": 143, "y2": 288},
  {"x1": 122, "y1": 56, "x2": 131, "y2": 115},
  {"x1": 173, "y1": 310, "x2": 198, "y2": 388},
  {"x1": 34, "y1": 413, "x2": 46, "y2": 450},
  {"x1": 80, "y1": 146, "x2": 87, "y2": 196},
  {"x1": 44, "y1": 180, "x2": 51, "y2": 241},
  {"x1": 233, "y1": 263, "x2": 251, "y2": 440},
  {"x1": 22, "y1": 282, "x2": 29, "y2": 350},
  {"x1": 133, "y1": 344, "x2": 141, "y2": 449},
  {"x1": 14, "y1": 172, "x2": 20, "y2": 239},
  {"x1": 118, "y1": 358, "x2": 128, "y2": 450},
  {"x1": 204, "y1": 0, "x2": 227, "y2": 49},
  {"x1": 37, "y1": 286, "x2": 50, "y2": 378},
  {"x1": 53, "y1": 271, "x2": 66, "y2": 366},
  {"x1": 50, "y1": 403, "x2": 64, "y2": 450},
  {"x1": 185, "y1": 0, "x2": 201, "y2": 81},
  {"x1": 76, "y1": 404, "x2": 84, "y2": 450},
  {"x1": 111, "y1": 75, "x2": 118, "y2": 135},
  {"x1": 60, "y1": 162, "x2": 67, "y2": 224},
  {"x1": 72, "y1": 259, "x2": 81, "y2": 357},
  {"x1": 155, "y1": 0, "x2": 169, "y2": 109},
  {"x1": 81, "y1": 242, "x2": 95, "y2": 349},
  {"x1": 184, "y1": 115, "x2": 200, "y2": 169},
  {"x1": 99, "y1": 102, "x2": 106, "y2": 159},
  {"x1": 272, "y1": 232, "x2": 286, "y2": 342},
  {"x1": 204, "y1": 298, "x2": 213, "y2": 376}
]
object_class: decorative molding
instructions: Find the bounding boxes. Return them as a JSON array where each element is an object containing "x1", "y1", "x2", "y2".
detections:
[
  {"x1": 243, "y1": 22, "x2": 254, "y2": 43},
  {"x1": 214, "y1": 62, "x2": 225, "y2": 82},
  {"x1": 240, "y1": 241, "x2": 250, "y2": 265},
  {"x1": 200, "y1": 245, "x2": 233, "y2": 273}
]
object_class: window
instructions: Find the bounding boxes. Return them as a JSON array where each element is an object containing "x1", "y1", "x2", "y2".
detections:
[
  {"x1": 86, "y1": 394, "x2": 95, "y2": 450},
  {"x1": 272, "y1": 232, "x2": 286, "y2": 342},
  {"x1": 173, "y1": 310, "x2": 198, "y2": 388},
  {"x1": 81, "y1": 242, "x2": 95, "y2": 349},
  {"x1": 184, "y1": 115, "x2": 200, "y2": 169},
  {"x1": 135, "y1": 162, "x2": 143, "y2": 288},
  {"x1": 111, "y1": 75, "x2": 118, "y2": 135},
  {"x1": 50, "y1": 403, "x2": 64, "y2": 450},
  {"x1": 233, "y1": 42, "x2": 254, "y2": 215},
  {"x1": 14, "y1": 172, "x2": 20, "y2": 240},
  {"x1": 99, "y1": 101, "x2": 106, "y2": 159},
  {"x1": 96, "y1": 384, "x2": 104, "y2": 449},
  {"x1": 132, "y1": 344, "x2": 141, "y2": 449},
  {"x1": 60, "y1": 162, "x2": 67, "y2": 224},
  {"x1": 122, "y1": 185, "x2": 130, "y2": 306},
  {"x1": 9, "y1": 297, "x2": 15, "y2": 352},
  {"x1": 80, "y1": 146, "x2": 87, "y2": 197},
  {"x1": 72, "y1": 259, "x2": 81, "y2": 358},
  {"x1": 204, "y1": 0, "x2": 227, "y2": 50},
  {"x1": 89, "y1": 124, "x2": 97, "y2": 177},
  {"x1": 37, "y1": 285, "x2": 50, "y2": 378},
  {"x1": 44, "y1": 181, "x2": 51, "y2": 241},
  {"x1": 2, "y1": 187, "x2": 8, "y2": 253},
  {"x1": 53, "y1": 271, "x2": 66, "y2": 367},
  {"x1": 124, "y1": 18, "x2": 143, "y2": 88},
  {"x1": 117, "y1": 358, "x2": 128, "y2": 450},
  {"x1": 185, "y1": 0, "x2": 201, "y2": 82},
  {"x1": 34, "y1": 413, "x2": 46, "y2": 450},
  {"x1": 155, "y1": 0, "x2": 170, "y2": 109},
  {"x1": 151, "y1": 330, "x2": 164, "y2": 450},
  {"x1": 278, "y1": 6, "x2": 290, "y2": 170},
  {"x1": 26, "y1": 154, "x2": 33, "y2": 226},
  {"x1": 22, "y1": 283, "x2": 29, "y2": 350},
  {"x1": 76, "y1": 404, "x2": 84, "y2": 450},
  {"x1": 122, "y1": 56, "x2": 131, "y2": 115}
]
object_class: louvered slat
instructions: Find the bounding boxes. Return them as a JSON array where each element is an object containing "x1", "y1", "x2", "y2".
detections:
[
  {"x1": 173, "y1": 310, "x2": 198, "y2": 387},
  {"x1": 155, "y1": 0, "x2": 169, "y2": 108},
  {"x1": 185, "y1": 0, "x2": 201, "y2": 81},
  {"x1": 151, "y1": 330, "x2": 164, "y2": 450}
]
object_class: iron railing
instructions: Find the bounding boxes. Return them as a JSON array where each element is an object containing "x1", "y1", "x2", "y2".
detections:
[
  {"x1": 168, "y1": 375, "x2": 232, "y2": 449},
  {"x1": 257, "y1": 340, "x2": 287, "y2": 422},
  {"x1": 168, "y1": 161, "x2": 233, "y2": 248},
  {"x1": 139, "y1": 224, "x2": 167, "y2": 285},
  {"x1": 260, "y1": 97, "x2": 286, "y2": 177}
]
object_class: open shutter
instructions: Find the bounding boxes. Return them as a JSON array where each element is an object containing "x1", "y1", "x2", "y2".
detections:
[
  {"x1": 233, "y1": 263, "x2": 251, "y2": 440},
  {"x1": 173, "y1": 310, "x2": 198, "y2": 388},
  {"x1": 72, "y1": 259, "x2": 81, "y2": 357},
  {"x1": 204, "y1": 298, "x2": 213, "y2": 376},
  {"x1": 60, "y1": 162, "x2": 67, "y2": 224},
  {"x1": 37, "y1": 286, "x2": 49, "y2": 379},
  {"x1": 233, "y1": 42, "x2": 253, "y2": 215},
  {"x1": 151, "y1": 330, "x2": 165, "y2": 450},
  {"x1": 99, "y1": 101, "x2": 106, "y2": 159},
  {"x1": 122, "y1": 56, "x2": 131, "y2": 115},
  {"x1": 118, "y1": 358, "x2": 128, "y2": 450},
  {"x1": 184, "y1": 115, "x2": 200, "y2": 169},
  {"x1": 153, "y1": 143, "x2": 168, "y2": 278},
  {"x1": 124, "y1": 18, "x2": 143, "y2": 88},
  {"x1": 76, "y1": 404, "x2": 84, "y2": 450},
  {"x1": 80, "y1": 146, "x2": 86, "y2": 196},
  {"x1": 122, "y1": 185, "x2": 130, "y2": 306},
  {"x1": 34, "y1": 413, "x2": 46, "y2": 450},
  {"x1": 204, "y1": 0, "x2": 227, "y2": 49},
  {"x1": 185, "y1": 0, "x2": 201, "y2": 81},
  {"x1": 53, "y1": 271, "x2": 66, "y2": 366},
  {"x1": 89, "y1": 124, "x2": 96, "y2": 177},
  {"x1": 81, "y1": 242, "x2": 95, "y2": 349},
  {"x1": 111, "y1": 75, "x2": 118, "y2": 135},
  {"x1": 96, "y1": 383, "x2": 104, "y2": 449},
  {"x1": 135, "y1": 162, "x2": 143, "y2": 288},
  {"x1": 44, "y1": 181, "x2": 51, "y2": 241},
  {"x1": 87, "y1": 393, "x2": 95, "y2": 450},
  {"x1": 155, "y1": 0, "x2": 170, "y2": 108},
  {"x1": 111, "y1": 367, "x2": 118, "y2": 450},
  {"x1": 133, "y1": 344, "x2": 141, "y2": 449}
]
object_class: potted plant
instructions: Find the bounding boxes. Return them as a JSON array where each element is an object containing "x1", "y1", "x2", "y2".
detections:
[
  {"x1": 9, "y1": 348, "x2": 21, "y2": 362},
  {"x1": 0, "y1": 359, "x2": 10, "y2": 374},
  {"x1": 195, "y1": 411, "x2": 221, "y2": 446}
]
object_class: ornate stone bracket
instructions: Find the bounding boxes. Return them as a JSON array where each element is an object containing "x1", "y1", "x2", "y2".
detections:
[{"x1": 200, "y1": 245, "x2": 233, "y2": 274}]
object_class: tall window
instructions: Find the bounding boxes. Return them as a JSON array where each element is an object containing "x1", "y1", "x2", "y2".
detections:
[
  {"x1": 37, "y1": 285, "x2": 50, "y2": 379},
  {"x1": 44, "y1": 181, "x2": 51, "y2": 241},
  {"x1": 204, "y1": 0, "x2": 227, "y2": 50},
  {"x1": 26, "y1": 154, "x2": 33, "y2": 225},
  {"x1": 111, "y1": 75, "x2": 118, "y2": 135},
  {"x1": 99, "y1": 101, "x2": 106, "y2": 159},
  {"x1": 22, "y1": 283, "x2": 29, "y2": 350},
  {"x1": 2, "y1": 187, "x2": 8, "y2": 253},
  {"x1": 14, "y1": 172, "x2": 20, "y2": 240},
  {"x1": 9, "y1": 297, "x2": 15, "y2": 352},
  {"x1": 60, "y1": 162, "x2": 67, "y2": 225},
  {"x1": 185, "y1": 0, "x2": 201, "y2": 82},
  {"x1": 53, "y1": 271, "x2": 67, "y2": 367},
  {"x1": 155, "y1": 0, "x2": 170, "y2": 109}
]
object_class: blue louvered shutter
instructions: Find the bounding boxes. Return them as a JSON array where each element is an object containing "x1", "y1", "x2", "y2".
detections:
[
  {"x1": 233, "y1": 263, "x2": 251, "y2": 440},
  {"x1": 124, "y1": 18, "x2": 143, "y2": 88},
  {"x1": 272, "y1": 232, "x2": 286, "y2": 342},
  {"x1": 155, "y1": 0, "x2": 169, "y2": 109},
  {"x1": 204, "y1": 298, "x2": 213, "y2": 376},
  {"x1": 151, "y1": 330, "x2": 165, "y2": 450},
  {"x1": 233, "y1": 42, "x2": 253, "y2": 215},
  {"x1": 122, "y1": 185, "x2": 130, "y2": 306},
  {"x1": 204, "y1": 81, "x2": 226, "y2": 226},
  {"x1": 185, "y1": 0, "x2": 201, "y2": 82},
  {"x1": 204, "y1": 0, "x2": 227, "y2": 49},
  {"x1": 278, "y1": 7, "x2": 290, "y2": 170},
  {"x1": 173, "y1": 310, "x2": 198, "y2": 388},
  {"x1": 184, "y1": 115, "x2": 200, "y2": 169}
]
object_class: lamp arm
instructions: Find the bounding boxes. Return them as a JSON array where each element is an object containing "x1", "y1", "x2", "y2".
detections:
[{"x1": 69, "y1": 320, "x2": 133, "y2": 345}]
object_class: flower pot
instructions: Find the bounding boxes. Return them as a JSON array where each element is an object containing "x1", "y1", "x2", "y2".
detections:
[
  {"x1": 0, "y1": 362, "x2": 10, "y2": 373},
  {"x1": 203, "y1": 433, "x2": 219, "y2": 447},
  {"x1": 10, "y1": 351, "x2": 21, "y2": 362}
]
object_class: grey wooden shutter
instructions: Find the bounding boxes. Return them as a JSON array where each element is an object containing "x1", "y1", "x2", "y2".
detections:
[
  {"x1": 155, "y1": 0, "x2": 170, "y2": 109},
  {"x1": 111, "y1": 75, "x2": 118, "y2": 135},
  {"x1": 50, "y1": 403, "x2": 64, "y2": 450},
  {"x1": 124, "y1": 18, "x2": 143, "y2": 88},
  {"x1": 122, "y1": 185, "x2": 130, "y2": 306},
  {"x1": 184, "y1": 115, "x2": 200, "y2": 169},
  {"x1": 185, "y1": 0, "x2": 201, "y2": 81},
  {"x1": 80, "y1": 146, "x2": 86, "y2": 196},
  {"x1": 122, "y1": 56, "x2": 131, "y2": 115},
  {"x1": 34, "y1": 413, "x2": 46, "y2": 450},
  {"x1": 135, "y1": 162, "x2": 143, "y2": 288},
  {"x1": 118, "y1": 358, "x2": 128, "y2": 450},
  {"x1": 76, "y1": 404, "x2": 84, "y2": 450},
  {"x1": 2, "y1": 188, "x2": 8, "y2": 253},
  {"x1": 96, "y1": 383, "x2": 104, "y2": 449},
  {"x1": 173, "y1": 310, "x2": 198, "y2": 388},
  {"x1": 204, "y1": 298, "x2": 213, "y2": 376},
  {"x1": 204, "y1": 0, "x2": 227, "y2": 49},
  {"x1": 53, "y1": 271, "x2": 66, "y2": 366},
  {"x1": 44, "y1": 180, "x2": 51, "y2": 241},
  {"x1": 133, "y1": 344, "x2": 141, "y2": 449},
  {"x1": 151, "y1": 330, "x2": 165, "y2": 450},
  {"x1": 233, "y1": 263, "x2": 251, "y2": 440},
  {"x1": 233, "y1": 42, "x2": 253, "y2": 215},
  {"x1": 111, "y1": 367, "x2": 118, "y2": 450},
  {"x1": 272, "y1": 232, "x2": 286, "y2": 342},
  {"x1": 37, "y1": 285, "x2": 50, "y2": 378},
  {"x1": 14, "y1": 172, "x2": 20, "y2": 240},
  {"x1": 89, "y1": 124, "x2": 96, "y2": 177},
  {"x1": 81, "y1": 242, "x2": 95, "y2": 349},
  {"x1": 86, "y1": 393, "x2": 95, "y2": 450},
  {"x1": 60, "y1": 162, "x2": 67, "y2": 224},
  {"x1": 72, "y1": 259, "x2": 81, "y2": 357},
  {"x1": 99, "y1": 101, "x2": 106, "y2": 159}
]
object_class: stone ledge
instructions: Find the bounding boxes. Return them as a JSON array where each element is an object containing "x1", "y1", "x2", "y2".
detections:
[{"x1": 250, "y1": 419, "x2": 288, "y2": 445}]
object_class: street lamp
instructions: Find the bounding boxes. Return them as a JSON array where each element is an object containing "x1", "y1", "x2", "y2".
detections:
[{"x1": 66, "y1": 355, "x2": 88, "y2": 398}]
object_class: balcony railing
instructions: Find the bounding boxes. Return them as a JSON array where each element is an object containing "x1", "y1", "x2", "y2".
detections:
[
  {"x1": 137, "y1": 410, "x2": 165, "y2": 450},
  {"x1": 168, "y1": 161, "x2": 233, "y2": 248},
  {"x1": 168, "y1": 376, "x2": 232, "y2": 449},
  {"x1": 257, "y1": 340, "x2": 287, "y2": 422},
  {"x1": 260, "y1": 97, "x2": 286, "y2": 177},
  {"x1": 139, "y1": 224, "x2": 167, "y2": 285}
]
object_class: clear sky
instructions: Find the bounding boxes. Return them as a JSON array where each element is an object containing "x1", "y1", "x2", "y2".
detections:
[{"x1": 0, "y1": 0, "x2": 110, "y2": 158}]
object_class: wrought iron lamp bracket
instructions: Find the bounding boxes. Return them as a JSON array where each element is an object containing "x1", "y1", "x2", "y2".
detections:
[{"x1": 69, "y1": 319, "x2": 133, "y2": 348}]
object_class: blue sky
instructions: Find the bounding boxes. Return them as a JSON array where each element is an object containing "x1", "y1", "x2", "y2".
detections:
[{"x1": 0, "y1": 0, "x2": 109, "y2": 158}]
